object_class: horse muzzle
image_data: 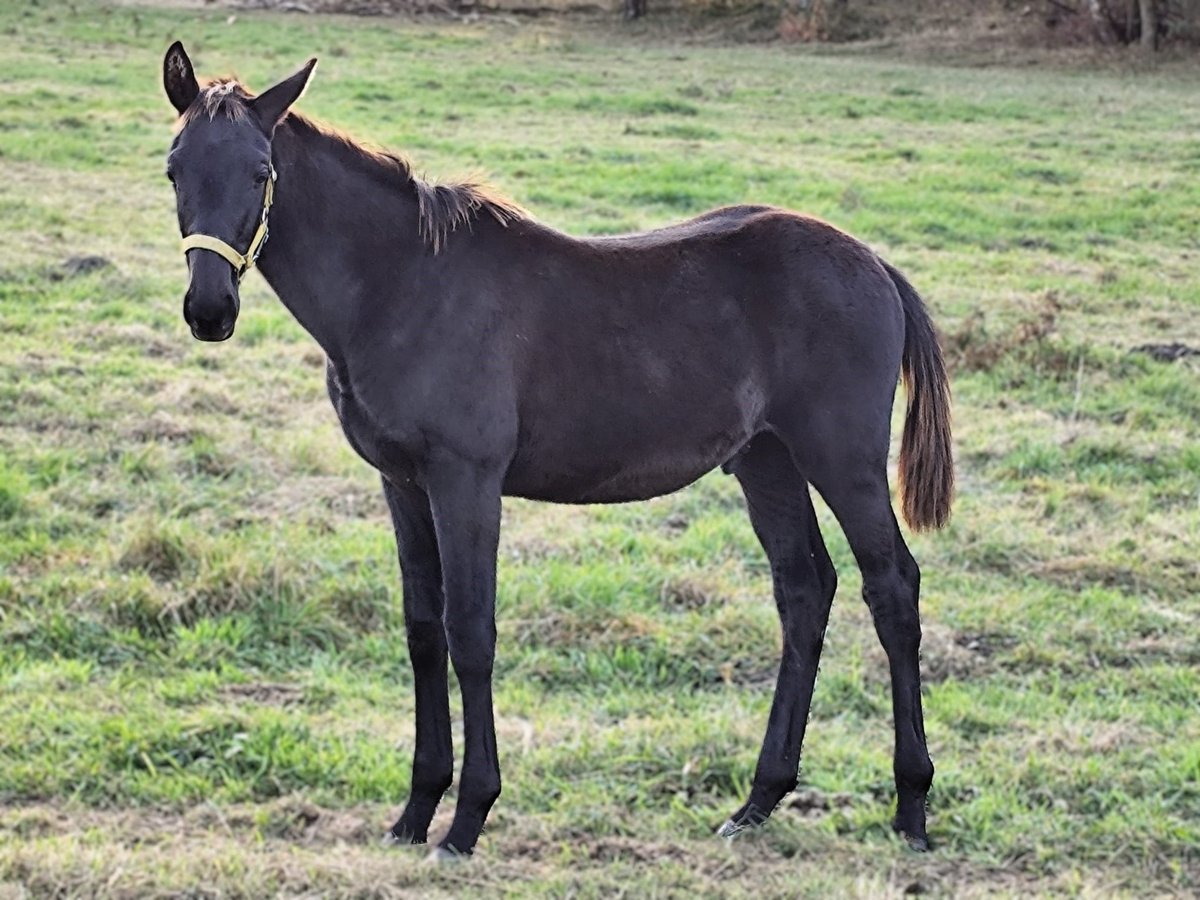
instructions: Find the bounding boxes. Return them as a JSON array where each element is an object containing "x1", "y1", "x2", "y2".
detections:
[
  {"x1": 187, "y1": 310, "x2": 236, "y2": 342},
  {"x1": 183, "y1": 275, "x2": 239, "y2": 342}
]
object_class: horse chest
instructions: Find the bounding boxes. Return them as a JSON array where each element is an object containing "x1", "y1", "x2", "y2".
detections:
[{"x1": 325, "y1": 363, "x2": 419, "y2": 480}]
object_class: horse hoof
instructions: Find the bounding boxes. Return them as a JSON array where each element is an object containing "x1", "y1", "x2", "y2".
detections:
[
  {"x1": 901, "y1": 832, "x2": 930, "y2": 853},
  {"x1": 427, "y1": 845, "x2": 469, "y2": 864},
  {"x1": 382, "y1": 828, "x2": 425, "y2": 848},
  {"x1": 716, "y1": 819, "x2": 745, "y2": 841}
]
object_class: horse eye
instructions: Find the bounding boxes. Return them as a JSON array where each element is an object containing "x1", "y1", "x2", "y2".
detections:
[
  {"x1": 253, "y1": 171, "x2": 269, "y2": 186},
  {"x1": 165, "y1": 170, "x2": 176, "y2": 184}
]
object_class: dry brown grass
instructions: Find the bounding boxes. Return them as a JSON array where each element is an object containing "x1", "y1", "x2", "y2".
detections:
[{"x1": 1, "y1": 797, "x2": 1177, "y2": 899}]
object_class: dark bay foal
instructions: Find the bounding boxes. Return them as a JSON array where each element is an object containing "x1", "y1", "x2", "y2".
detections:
[{"x1": 162, "y1": 44, "x2": 953, "y2": 858}]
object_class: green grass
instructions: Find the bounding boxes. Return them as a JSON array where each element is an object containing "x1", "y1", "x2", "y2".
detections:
[{"x1": 1, "y1": 2, "x2": 1199, "y2": 897}]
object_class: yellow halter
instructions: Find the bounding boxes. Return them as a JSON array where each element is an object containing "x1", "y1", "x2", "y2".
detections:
[{"x1": 180, "y1": 164, "x2": 276, "y2": 282}]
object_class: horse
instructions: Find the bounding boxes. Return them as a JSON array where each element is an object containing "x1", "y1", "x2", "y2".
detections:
[{"x1": 162, "y1": 42, "x2": 953, "y2": 859}]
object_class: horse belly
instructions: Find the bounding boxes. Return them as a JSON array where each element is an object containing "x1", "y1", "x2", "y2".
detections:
[{"x1": 503, "y1": 403, "x2": 759, "y2": 504}]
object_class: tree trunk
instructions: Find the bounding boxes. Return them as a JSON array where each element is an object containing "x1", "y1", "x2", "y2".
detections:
[
  {"x1": 1086, "y1": 0, "x2": 1118, "y2": 42},
  {"x1": 1138, "y1": 0, "x2": 1158, "y2": 48}
]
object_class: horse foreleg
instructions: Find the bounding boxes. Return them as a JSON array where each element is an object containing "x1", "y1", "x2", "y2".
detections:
[
  {"x1": 425, "y1": 460, "x2": 505, "y2": 858},
  {"x1": 382, "y1": 478, "x2": 453, "y2": 846}
]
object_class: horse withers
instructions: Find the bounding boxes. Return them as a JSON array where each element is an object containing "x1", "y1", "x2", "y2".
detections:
[{"x1": 162, "y1": 43, "x2": 953, "y2": 859}]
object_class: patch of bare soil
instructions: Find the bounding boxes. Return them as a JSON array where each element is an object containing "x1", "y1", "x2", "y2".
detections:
[
  {"x1": 660, "y1": 574, "x2": 729, "y2": 612},
  {"x1": 1132, "y1": 342, "x2": 1200, "y2": 363},
  {"x1": 127, "y1": 410, "x2": 200, "y2": 443},
  {"x1": 53, "y1": 255, "x2": 112, "y2": 280},
  {"x1": 0, "y1": 798, "x2": 379, "y2": 848},
  {"x1": 785, "y1": 786, "x2": 856, "y2": 817},
  {"x1": 1032, "y1": 554, "x2": 1199, "y2": 598},
  {"x1": 219, "y1": 681, "x2": 307, "y2": 705},
  {"x1": 4, "y1": 798, "x2": 1195, "y2": 897},
  {"x1": 919, "y1": 622, "x2": 1019, "y2": 683}
]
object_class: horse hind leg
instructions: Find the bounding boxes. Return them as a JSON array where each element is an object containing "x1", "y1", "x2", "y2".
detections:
[
  {"x1": 790, "y1": 422, "x2": 935, "y2": 851},
  {"x1": 718, "y1": 433, "x2": 837, "y2": 839}
]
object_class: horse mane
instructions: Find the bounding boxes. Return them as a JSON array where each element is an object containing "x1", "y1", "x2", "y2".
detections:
[{"x1": 182, "y1": 79, "x2": 527, "y2": 253}]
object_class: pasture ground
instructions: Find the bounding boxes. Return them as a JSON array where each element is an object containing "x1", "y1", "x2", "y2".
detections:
[{"x1": 0, "y1": 2, "x2": 1198, "y2": 897}]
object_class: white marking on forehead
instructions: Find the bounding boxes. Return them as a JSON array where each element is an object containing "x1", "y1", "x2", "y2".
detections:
[
  {"x1": 183, "y1": 80, "x2": 250, "y2": 124},
  {"x1": 203, "y1": 82, "x2": 239, "y2": 100}
]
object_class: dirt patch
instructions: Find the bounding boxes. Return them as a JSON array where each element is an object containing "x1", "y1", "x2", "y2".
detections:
[
  {"x1": 1097, "y1": 634, "x2": 1200, "y2": 669},
  {"x1": 919, "y1": 623, "x2": 1018, "y2": 684},
  {"x1": 127, "y1": 411, "x2": 200, "y2": 443},
  {"x1": 0, "y1": 800, "x2": 438, "y2": 900},
  {"x1": 944, "y1": 291, "x2": 1063, "y2": 375},
  {"x1": 1132, "y1": 341, "x2": 1200, "y2": 363},
  {"x1": 920, "y1": 623, "x2": 983, "y2": 682},
  {"x1": 152, "y1": 380, "x2": 242, "y2": 416},
  {"x1": 660, "y1": 574, "x2": 728, "y2": 612},
  {"x1": 785, "y1": 787, "x2": 855, "y2": 818},
  {"x1": 661, "y1": 512, "x2": 690, "y2": 535},
  {"x1": 1031, "y1": 555, "x2": 1141, "y2": 592},
  {"x1": 582, "y1": 835, "x2": 690, "y2": 864},
  {"x1": 3, "y1": 798, "x2": 1195, "y2": 897},
  {"x1": 52, "y1": 255, "x2": 111, "y2": 280},
  {"x1": 1029, "y1": 719, "x2": 1152, "y2": 755},
  {"x1": 219, "y1": 682, "x2": 307, "y2": 706},
  {"x1": 0, "y1": 797, "x2": 383, "y2": 849},
  {"x1": 716, "y1": 656, "x2": 777, "y2": 688}
]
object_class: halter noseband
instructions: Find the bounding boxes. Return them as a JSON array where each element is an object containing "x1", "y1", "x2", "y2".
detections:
[{"x1": 180, "y1": 163, "x2": 277, "y2": 282}]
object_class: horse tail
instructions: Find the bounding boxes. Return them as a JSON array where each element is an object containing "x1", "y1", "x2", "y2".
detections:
[{"x1": 883, "y1": 260, "x2": 954, "y2": 532}]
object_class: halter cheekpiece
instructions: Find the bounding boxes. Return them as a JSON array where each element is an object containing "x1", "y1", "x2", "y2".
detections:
[{"x1": 180, "y1": 163, "x2": 277, "y2": 282}]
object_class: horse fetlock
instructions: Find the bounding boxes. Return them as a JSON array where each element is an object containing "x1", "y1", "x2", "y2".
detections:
[{"x1": 897, "y1": 754, "x2": 935, "y2": 795}]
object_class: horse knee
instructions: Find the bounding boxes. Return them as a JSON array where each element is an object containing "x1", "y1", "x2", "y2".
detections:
[
  {"x1": 406, "y1": 620, "x2": 447, "y2": 668},
  {"x1": 444, "y1": 618, "x2": 496, "y2": 677}
]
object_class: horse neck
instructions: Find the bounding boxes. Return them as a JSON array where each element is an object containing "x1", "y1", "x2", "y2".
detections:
[{"x1": 255, "y1": 119, "x2": 425, "y2": 360}]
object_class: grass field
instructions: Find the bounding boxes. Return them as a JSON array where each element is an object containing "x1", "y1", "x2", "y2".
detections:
[{"x1": 1, "y1": 1, "x2": 1199, "y2": 896}]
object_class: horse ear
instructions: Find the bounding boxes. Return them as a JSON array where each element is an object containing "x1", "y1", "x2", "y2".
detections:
[
  {"x1": 250, "y1": 58, "x2": 317, "y2": 133},
  {"x1": 163, "y1": 41, "x2": 199, "y2": 115}
]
